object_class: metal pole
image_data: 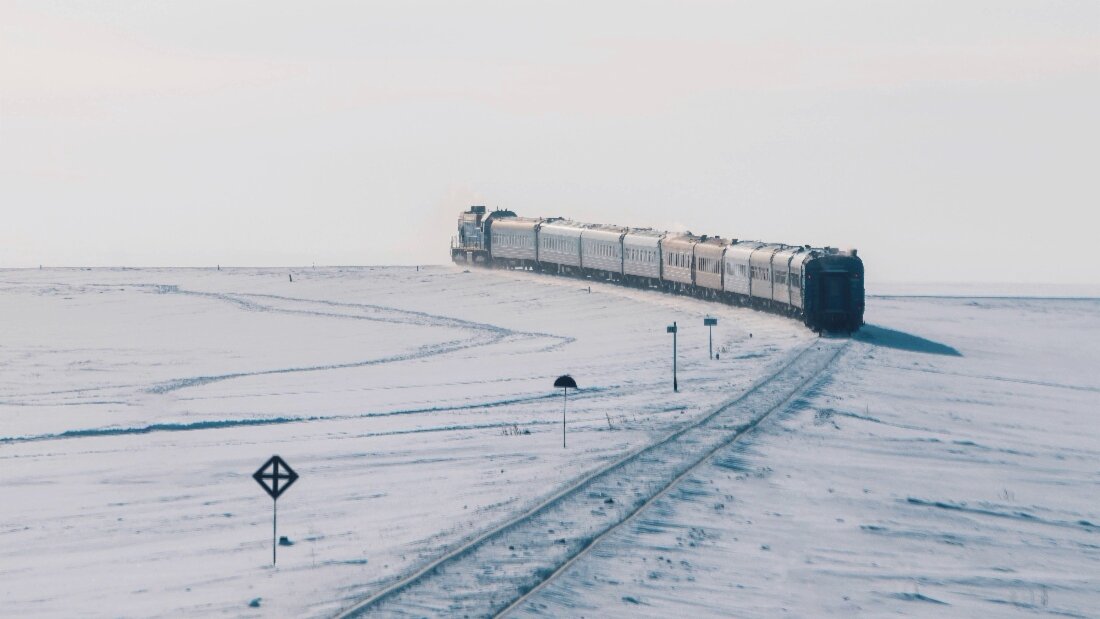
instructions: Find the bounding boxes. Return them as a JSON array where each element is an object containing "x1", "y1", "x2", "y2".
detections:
[
  {"x1": 562, "y1": 387, "x2": 567, "y2": 448},
  {"x1": 673, "y1": 322, "x2": 678, "y2": 392},
  {"x1": 709, "y1": 325, "x2": 713, "y2": 360},
  {"x1": 272, "y1": 500, "x2": 277, "y2": 566}
]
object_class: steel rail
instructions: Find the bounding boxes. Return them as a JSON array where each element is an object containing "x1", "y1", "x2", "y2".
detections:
[{"x1": 333, "y1": 339, "x2": 847, "y2": 618}]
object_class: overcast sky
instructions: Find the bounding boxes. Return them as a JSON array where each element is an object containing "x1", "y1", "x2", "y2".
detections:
[{"x1": 2, "y1": 1, "x2": 1097, "y2": 284}]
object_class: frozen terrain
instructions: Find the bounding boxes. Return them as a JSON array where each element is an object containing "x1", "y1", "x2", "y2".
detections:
[
  {"x1": 0, "y1": 266, "x2": 808, "y2": 617},
  {"x1": 511, "y1": 296, "x2": 1100, "y2": 618},
  {"x1": 1, "y1": 267, "x2": 1097, "y2": 617}
]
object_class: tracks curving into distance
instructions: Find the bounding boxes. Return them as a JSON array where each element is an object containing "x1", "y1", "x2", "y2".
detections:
[{"x1": 334, "y1": 339, "x2": 849, "y2": 618}]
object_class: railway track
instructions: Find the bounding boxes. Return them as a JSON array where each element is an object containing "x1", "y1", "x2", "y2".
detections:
[{"x1": 334, "y1": 339, "x2": 848, "y2": 618}]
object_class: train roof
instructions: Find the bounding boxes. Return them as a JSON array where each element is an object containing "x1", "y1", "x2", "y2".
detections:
[
  {"x1": 473, "y1": 209, "x2": 859, "y2": 259},
  {"x1": 623, "y1": 227, "x2": 665, "y2": 238},
  {"x1": 696, "y1": 235, "x2": 731, "y2": 248},
  {"x1": 580, "y1": 222, "x2": 627, "y2": 233},
  {"x1": 539, "y1": 219, "x2": 587, "y2": 235},
  {"x1": 490, "y1": 216, "x2": 541, "y2": 230}
]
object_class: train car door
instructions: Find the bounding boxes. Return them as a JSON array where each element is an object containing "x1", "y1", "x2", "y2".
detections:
[{"x1": 822, "y1": 272, "x2": 850, "y2": 318}]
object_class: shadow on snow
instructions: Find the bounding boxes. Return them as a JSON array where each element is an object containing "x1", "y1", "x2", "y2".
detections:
[{"x1": 855, "y1": 324, "x2": 962, "y2": 357}]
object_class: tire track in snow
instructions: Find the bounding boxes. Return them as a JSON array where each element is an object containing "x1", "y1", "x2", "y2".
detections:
[
  {"x1": 0, "y1": 280, "x2": 571, "y2": 396},
  {"x1": 0, "y1": 387, "x2": 620, "y2": 445},
  {"x1": 333, "y1": 339, "x2": 848, "y2": 619},
  {"x1": 146, "y1": 337, "x2": 496, "y2": 394},
  {"x1": 878, "y1": 363, "x2": 1100, "y2": 394},
  {"x1": 139, "y1": 286, "x2": 572, "y2": 394}
]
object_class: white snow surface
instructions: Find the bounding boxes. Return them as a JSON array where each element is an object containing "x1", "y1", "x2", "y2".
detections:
[
  {"x1": 0, "y1": 266, "x2": 808, "y2": 617},
  {"x1": 512, "y1": 296, "x2": 1100, "y2": 618},
  {"x1": 1, "y1": 267, "x2": 1096, "y2": 617}
]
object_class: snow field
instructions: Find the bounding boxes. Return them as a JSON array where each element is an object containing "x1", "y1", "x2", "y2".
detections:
[
  {"x1": 0, "y1": 266, "x2": 808, "y2": 617},
  {"x1": 509, "y1": 296, "x2": 1100, "y2": 618}
]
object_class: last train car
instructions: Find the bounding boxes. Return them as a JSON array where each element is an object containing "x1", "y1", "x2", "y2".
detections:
[{"x1": 801, "y1": 248, "x2": 864, "y2": 332}]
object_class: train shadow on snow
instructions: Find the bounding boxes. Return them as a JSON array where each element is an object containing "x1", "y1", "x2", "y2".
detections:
[{"x1": 854, "y1": 324, "x2": 962, "y2": 357}]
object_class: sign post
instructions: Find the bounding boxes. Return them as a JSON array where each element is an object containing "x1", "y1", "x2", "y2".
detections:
[
  {"x1": 253, "y1": 455, "x2": 299, "y2": 566},
  {"x1": 666, "y1": 322, "x2": 678, "y2": 392},
  {"x1": 554, "y1": 375, "x2": 578, "y2": 448},
  {"x1": 704, "y1": 317, "x2": 718, "y2": 359}
]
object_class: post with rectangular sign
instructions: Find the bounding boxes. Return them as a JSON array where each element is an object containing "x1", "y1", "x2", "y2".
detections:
[
  {"x1": 667, "y1": 322, "x2": 678, "y2": 392},
  {"x1": 704, "y1": 317, "x2": 718, "y2": 359}
]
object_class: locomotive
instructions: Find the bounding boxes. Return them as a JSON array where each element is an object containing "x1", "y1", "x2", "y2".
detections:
[{"x1": 451, "y1": 206, "x2": 864, "y2": 333}]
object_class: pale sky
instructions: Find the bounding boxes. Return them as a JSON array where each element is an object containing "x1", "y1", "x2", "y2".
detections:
[{"x1": 2, "y1": 1, "x2": 1098, "y2": 285}]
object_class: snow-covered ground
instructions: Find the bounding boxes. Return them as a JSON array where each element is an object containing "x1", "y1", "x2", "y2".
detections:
[
  {"x1": 1, "y1": 268, "x2": 1096, "y2": 617},
  {"x1": 512, "y1": 296, "x2": 1100, "y2": 618},
  {"x1": 0, "y1": 266, "x2": 808, "y2": 617}
]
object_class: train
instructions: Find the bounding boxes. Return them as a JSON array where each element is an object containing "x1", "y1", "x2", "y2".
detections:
[{"x1": 451, "y1": 206, "x2": 864, "y2": 333}]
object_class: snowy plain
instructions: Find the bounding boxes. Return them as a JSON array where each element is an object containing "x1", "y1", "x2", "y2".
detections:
[{"x1": 0, "y1": 267, "x2": 1096, "y2": 617}]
